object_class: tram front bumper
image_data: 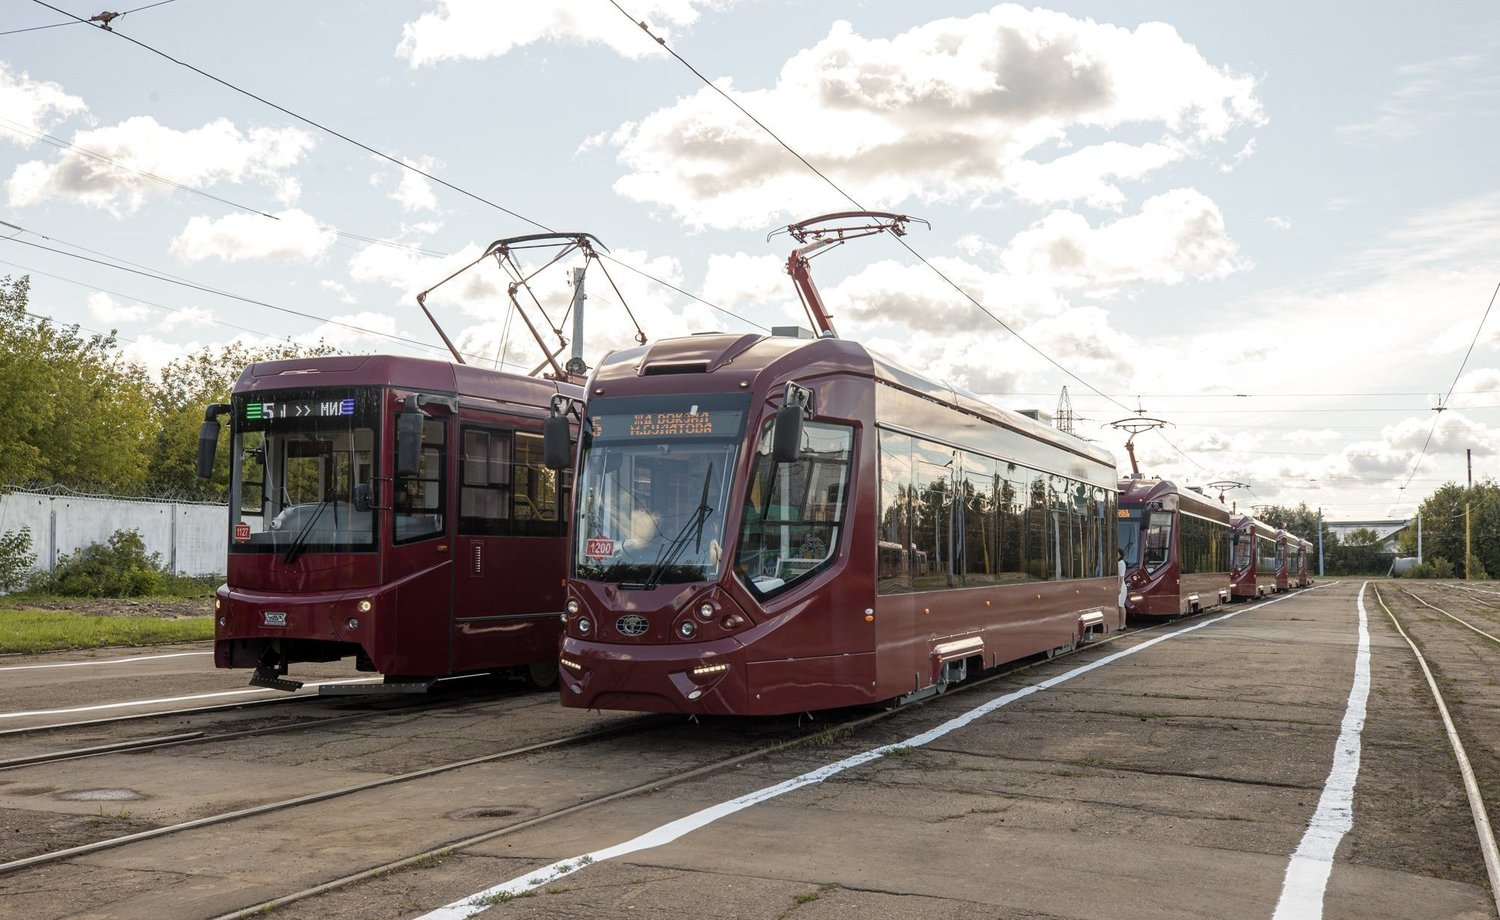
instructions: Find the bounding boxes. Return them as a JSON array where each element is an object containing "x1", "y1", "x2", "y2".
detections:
[{"x1": 559, "y1": 635, "x2": 747, "y2": 714}]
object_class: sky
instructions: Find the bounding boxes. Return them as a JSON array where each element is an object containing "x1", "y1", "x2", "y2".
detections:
[{"x1": 2, "y1": 0, "x2": 1499, "y2": 523}]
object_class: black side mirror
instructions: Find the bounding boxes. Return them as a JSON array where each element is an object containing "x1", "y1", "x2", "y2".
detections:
[
  {"x1": 543, "y1": 414, "x2": 571, "y2": 470},
  {"x1": 197, "y1": 403, "x2": 230, "y2": 479},
  {"x1": 771, "y1": 401, "x2": 804, "y2": 465},
  {"x1": 353, "y1": 483, "x2": 372, "y2": 512},
  {"x1": 397, "y1": 398, "x2": 424, "y2": 477}
]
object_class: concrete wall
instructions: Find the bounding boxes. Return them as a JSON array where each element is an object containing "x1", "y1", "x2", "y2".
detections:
[{"x1": 0, "y1": 488, "x2": 226, "y2": 578}]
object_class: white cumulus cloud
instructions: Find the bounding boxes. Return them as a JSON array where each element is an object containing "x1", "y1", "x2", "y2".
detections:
[
  {"x1": 170, "y1": 209, "x2": 337, "y2": 263},
  {"x1": 0, "y1": 63, "x2": 87, "y2": 146}
]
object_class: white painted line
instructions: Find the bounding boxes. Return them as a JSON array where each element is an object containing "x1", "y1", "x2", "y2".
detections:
[
  {"x1": 419, "y1": 587, "x2": 1321, "y2": 920},
  {"x1": 1271, "y1": 582, "x2": 1371, "y2": 920},
  {"x1": 0, "y1": 677, "x2": 380, "y2": 719},
  {"x1": 1379, "y1": 587, "x2": 1500, "y2": 918},
  {"x1": 0, "y1": 651, "x2": 212, "y2": 672}
]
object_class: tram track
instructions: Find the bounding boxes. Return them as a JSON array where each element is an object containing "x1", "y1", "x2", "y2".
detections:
[
  {"x1": 1369, "y1": 584, "x2": 1500, "y2": 917},
  {"x1": 198, "y1": 597, "x2": 1292, "y2": 920}
]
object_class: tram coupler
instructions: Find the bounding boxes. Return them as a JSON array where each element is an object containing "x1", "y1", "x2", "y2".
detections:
[{"x1": 249, "y1": 667, "x2": 304, "y2": 692}]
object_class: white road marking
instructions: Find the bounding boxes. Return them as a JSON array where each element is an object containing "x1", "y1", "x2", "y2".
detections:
[
  {"x1": 1271, "y1": 582, "x2": 1371, "y2": 920},
  {"x1": 0, "y1": 677, "x2": 380, "y2": 719},
  {"x1": 419, "y1": 588, "x2": 1320, "y2": 920},
  {"x1": 0, "y1": 651, "x2": 211, "y2": 672}
]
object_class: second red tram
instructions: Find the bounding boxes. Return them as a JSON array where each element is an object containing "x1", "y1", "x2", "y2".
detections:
[
  {"x1": 1116, "y1": 479, "x2": 1232, "y2": 618},
  {"x1": 551, "y1": 333, "x2": 1120, "y2": 716},
  {"x1": 200, "y1": 354, "x2": 579, "y2": 691},
  {"x1": 1230, "y1": 515, "x2": 1286, "y2": 600}
]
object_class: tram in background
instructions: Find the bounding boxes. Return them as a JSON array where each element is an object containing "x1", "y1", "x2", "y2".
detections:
[
  {"x1": 1116, "y1": 478, "x2": 1232, "y2": 618},
  {"x1": 198, "y1": 354, "x2": 579, "y2": 691},
  {"x1": 546, "y1": 212, "x2": 1120, "y2": 716},
  {"x1": 1295, "y1": 537, "x2": 1314, "y2": 587},
  {"x1": 1229, "y1": 514, "x2": 1283, "y2": 600}
]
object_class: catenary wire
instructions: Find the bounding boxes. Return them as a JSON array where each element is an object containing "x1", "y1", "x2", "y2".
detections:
[{"x1": 0, "y1": 0, "x2": 179, "y2": 36}]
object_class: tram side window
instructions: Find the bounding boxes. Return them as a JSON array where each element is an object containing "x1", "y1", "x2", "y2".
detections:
[
  {"x1": 1143, "y1": 511, "x2": 1172, "y2": 572},
  {"x1": 394, "y1": 418, "x2": 445, "y2": 543},
  {"x1": 736, "y1": 421, "x2": 852, "y2": 597},
  {"x1": 960, "y1": 454, "x2": 998, "y2": 587},
  {"x1": 513, "y1": 432, "x2": 564, "y2": 537},
  {"x1": 911, "y1": 440, "x2": 955, "y2": 590},
  {"x1": 998, "y1": 467, "x2": 1026, "y2": 582},
  {"x1": 1023, "y1": 471, "x2": 1052, "y2": 581},
  {"x1": 876, "y1": 431, "x2": 913, "y2": 595},
  {"x1": 240, "y1": 431, "x2": 266, "y2": 517},
  {"x1": 459, "y1": 427, "x2": 512, "y2": 536}
]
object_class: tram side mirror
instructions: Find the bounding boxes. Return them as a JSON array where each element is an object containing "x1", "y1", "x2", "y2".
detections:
[
  {"x1": 353, "y1": 483, "x2": 372, "y2": 513},
  {"x1": 196, "y1": 403, "x2": 230, "y2": 479},
  {"x1": 397, "y1": 399, "x2": 424, "y2": 477},
  {"x1": 771, "y1": 402, "x2": 805, "y2": 465},
  {"x1": 543, "y1": 414, "x2": 571, "y2": 471}
]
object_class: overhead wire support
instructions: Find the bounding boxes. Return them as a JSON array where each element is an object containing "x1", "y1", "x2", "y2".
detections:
[{"x1": 768, "y1": 211, "x2": 928, "y2": 339}]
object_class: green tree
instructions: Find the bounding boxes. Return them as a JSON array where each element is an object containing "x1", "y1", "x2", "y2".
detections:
[
  {"x1": 145, "y1": 340, "x2": 337, "y2": 500},
  {"x1": 1409, "y1": 481, "x2": 1500, "y2": 579},
  {"x1": 1342, "y1": 527, "x2": 1382, "y2": 545},
  {"x1": 0, "y1": 276, "x2": 154, "y2": 492},
  {"x1": 1253, "y1": 502, "x2": 1333, "y2": 548}
]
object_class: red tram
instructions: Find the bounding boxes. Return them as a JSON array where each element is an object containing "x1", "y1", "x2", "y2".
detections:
[
  {"x1": 548, "y1": 334, "x2": 1119, "y2": 715},
  {"x1": 1295, "y1": 538, "x2": 1314, "y2": 587},
  {"x1": 198, "y1": 355, "x2": 579, "y2": 691},
  {"x1": 1117, "y1": 478, "x2": 1232, "y2": 618},
  {"x1": 1229, "y1": 515, "x2": 1284, "y2": 600}
]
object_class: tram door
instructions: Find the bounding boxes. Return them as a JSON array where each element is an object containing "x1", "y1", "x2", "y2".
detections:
[{"x1": 385, "y1": 407, "x2": 455, "y2": 675}]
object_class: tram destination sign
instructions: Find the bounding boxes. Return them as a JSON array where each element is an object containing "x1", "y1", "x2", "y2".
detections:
[
  {"x1": 590, "y1": 402, "x2": 745, "y2": 440},
  {"x1": 244, "y1": 397, "x2": 356, "y2": 422}
]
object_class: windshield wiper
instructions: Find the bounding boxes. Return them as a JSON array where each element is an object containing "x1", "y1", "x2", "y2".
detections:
[
  {"x1": 282, "y1": 497, "x2": 332, "y2": 565},
  {"x1": 641, "y1": 463, "x2": 714, "y2": 591}
]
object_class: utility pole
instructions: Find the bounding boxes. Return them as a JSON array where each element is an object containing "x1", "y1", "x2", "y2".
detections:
[
  {"x1": 1317, "y1": 506, "x2": 1324, "y2": 577},
  {"x1": 1466, "y1": 502, "x2": 1472, "y2": 581},
  {"x1": 1417, "y1": 511, "x2": 1423, "y2": 564},
  {"x1": 564, "y1": 267, "x2": 587, "y2": 378},
  {"x1": 1468, "y1": 448, "x2": 1473, "y2": 488}
]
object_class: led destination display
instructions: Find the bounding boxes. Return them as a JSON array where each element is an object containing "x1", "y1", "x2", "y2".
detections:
[
  {"x1": 244, "y1": 397, "x2": 356, "y2": 421},
  {"x1": 588, "y1": 396, "x2": 747, "y2": 441}
]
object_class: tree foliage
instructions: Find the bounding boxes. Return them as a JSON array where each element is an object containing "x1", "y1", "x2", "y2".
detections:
[
  {"x1": 1, "y1": 275, "x2": 337, "y2": 501},
  {"x1": 1404, "y1": 481, "x2": 1500, "y2": 579},
  {"x1": 0, "y1": 276, "x2": 154, "y2": 492}
]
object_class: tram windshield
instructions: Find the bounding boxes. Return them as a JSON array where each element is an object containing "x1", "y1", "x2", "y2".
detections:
[
  {"x1": 229, "y1": 388, "x2": 381, "y2": 555},
  {"x1": 572, "y1": 393, "x2": 747, "y2": 587},
  {"x1": 1142, "y1": 511, "x2": 1172, "y2": 572},
  {"x1": 1117, "y1": 507, "x2": 1143, "y2": 566}
]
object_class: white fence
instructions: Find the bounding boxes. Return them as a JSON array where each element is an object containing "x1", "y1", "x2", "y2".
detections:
[{"x1": 0, "y1": 487, "x2": 226, "y2": 578}]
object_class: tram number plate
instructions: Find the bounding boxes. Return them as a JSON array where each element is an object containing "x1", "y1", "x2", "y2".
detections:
[
  {"x1": 585, "y1": 536, "x2": 616, "y2": 561},
  {"x1": 233, "y1": 522, "x2": 252, "y2": 542}
]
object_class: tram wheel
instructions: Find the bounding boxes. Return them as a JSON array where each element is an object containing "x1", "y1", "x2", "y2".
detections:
[{"x1": 523, "y1": 659, "x2": 559, "y2": 690}]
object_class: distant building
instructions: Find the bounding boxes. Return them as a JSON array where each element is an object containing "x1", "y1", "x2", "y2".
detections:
[{"x1": 1326, "y1": 519, "x2": 1410, "y2": 552}]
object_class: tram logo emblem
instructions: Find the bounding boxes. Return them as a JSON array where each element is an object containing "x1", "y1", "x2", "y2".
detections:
[
  {"x1": 262, "y1": 611, "x2": 288, "y2": 627},
  {"x1": 585, "y1": 536, "x2": 616, "y2": 561},
  {"x1": 616, "y1": 614, "x2": 649, "y2": 637}
]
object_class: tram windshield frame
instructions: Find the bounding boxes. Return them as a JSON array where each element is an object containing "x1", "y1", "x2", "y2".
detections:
[{"x1": 228, "y1": 387, "x2": 382, "y2": 555}]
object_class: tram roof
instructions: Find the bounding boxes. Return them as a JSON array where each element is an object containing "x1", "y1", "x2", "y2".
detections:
[
  {"x1": 596, "y1": 332, "x2": 1114, "y2": 468},
  {"x1": 234, "y1": 353, "x2": 582, "y2": 405}
]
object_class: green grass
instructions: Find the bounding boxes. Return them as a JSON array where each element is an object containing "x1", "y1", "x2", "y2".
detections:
[{"x1": 0, "y1": 608, "x2": 213, "y2": 654}]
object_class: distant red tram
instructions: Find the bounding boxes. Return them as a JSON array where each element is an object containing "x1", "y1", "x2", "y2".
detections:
[
  {"x1": 199, "y1": 355, "x2": 579, "y2": 690},
  {"x1": 1116, "y1": 478, "x2": 1232, "y2": 618},
  {"x1": 550, "y1": 333, "x2": 1120, "y2": 716},
  {"x1": 1229, "y1": 515, "x2": 1284, "y2": 600}
]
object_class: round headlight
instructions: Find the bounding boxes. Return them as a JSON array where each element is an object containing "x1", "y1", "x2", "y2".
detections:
[
  {"x1": 566, "y1": 599, "x2": 580, "y2": 614},
  {"x1": 696, "y1": 602, "x2": 715, "y2": 621},
  {"x1": 678, "y1": 621, "x2": 697, "y2": 638},
  {"x1": 217, "y1": 616, "x2": 226, "y2": 627},
  {"x1": 346, "y1": 617, "x2": 360, "y2": 630},
  {"x1": 214, "y1": 597, "x2": 222, "y2": 610},
  {"x1": 577, "y1": 617, "x2": 592, "y2": 634},
  {"x1": 357, "y1": 599, "x2": 373, "y2": 613}
]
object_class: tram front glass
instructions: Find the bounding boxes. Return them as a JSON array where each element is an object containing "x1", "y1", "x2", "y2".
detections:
[{"x1": 572, "y1": 394, "x2": 747, "y2": 588}]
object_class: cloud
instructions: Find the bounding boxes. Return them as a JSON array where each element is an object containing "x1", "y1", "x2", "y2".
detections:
[
  {"x1": 86, "y1": 292, "x2": 152, "y2": 325},
  {"x1": 159, "y1": 306, "x2": 214, "y2": 331},
  {"x1": 170, "y1": 209, "x2": 337, "y2": 263},
  {"x1": 0, "y1": 63, "x2": 87, "y2": 145},
  {"x1": 605, "y1": 6, "x2": 1264, "y2": 229},
  {"x1": 372, "y1": 156, "x2": 440, "y2": 212},
  {"x1": 396, "y1": 0, "x2": 712, "y2": 67},
  {"x1": 6, "y1": 116, "x2": 314, "y2": 215},
  {"x1": 1338, "y1": 53, "x2": 1500, "y2": 142}
]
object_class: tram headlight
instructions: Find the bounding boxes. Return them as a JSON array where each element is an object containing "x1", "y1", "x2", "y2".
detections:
[
  {"x1": 577, "y1": 617, "x2": 592, "y2": 634},
  {"x1": 566, "y1": 599, "x2": 580, "y2": 614},
  {"x1": 721, "y1": 614, "x2": 745, "y2": 630},
  {"x1": 678, "y1": 621, "x2": 697, "y2": 638},
  {"x1": 214, "y1": 597, "x2": 222, "y2": 611},
  {"x1": 346, "y1": 617, "x2": 360, "y2": 630},
  {"x1": 696, "y1": 602, "x2": 715, "y2": 622},
  {"x1": 357, "y1": 599, "x2": 373, "y2": 613},
  {"x1": 217, "y1": 616, "x2": 226, "y2": 627},
  {"x1": 1129, "y1": 595, "x2": 1144, "y2": 604}
]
